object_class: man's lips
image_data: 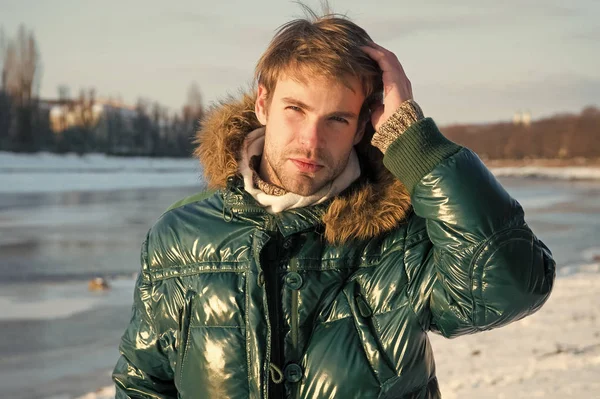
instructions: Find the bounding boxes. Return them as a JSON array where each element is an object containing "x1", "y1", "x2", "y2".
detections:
[{"x1": 290, "y1": 158, "x2": 324, "y2": 173}]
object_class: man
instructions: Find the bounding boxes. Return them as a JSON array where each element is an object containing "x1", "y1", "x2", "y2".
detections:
[{"x1": 113, "y1": 10, "x2": 555, "y2": 399}]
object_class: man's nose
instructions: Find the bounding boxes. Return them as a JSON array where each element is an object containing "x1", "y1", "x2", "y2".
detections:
[{"x1": 298, "y1": 121, "x2": 322, "y2": 148}]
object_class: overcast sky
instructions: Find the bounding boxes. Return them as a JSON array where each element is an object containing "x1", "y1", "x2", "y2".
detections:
[{"x1": 1, "y1": 0, "x2": 598, "y2": 124}]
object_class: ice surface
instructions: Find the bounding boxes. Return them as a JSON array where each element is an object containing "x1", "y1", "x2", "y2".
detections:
[{"x1": 0, "y1": 152, "x2": 203, "y2": 193}]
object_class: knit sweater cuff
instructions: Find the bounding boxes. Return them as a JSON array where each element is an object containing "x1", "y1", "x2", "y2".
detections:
[
  {"x1": 382, "y1": 117, "x2": 463, "y2": 194},
  {"x1": 371, "y1": 99, "x2": 425, "y2": 153}
]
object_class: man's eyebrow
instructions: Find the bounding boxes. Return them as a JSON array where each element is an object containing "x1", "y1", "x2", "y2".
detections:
[
  {"x1": 281, "y1": 97, "x2": 358, "y2": 119},
  {"x1": 281, "y1": 97, "x2": 314, "y2": 111},
  {"x1": 331, "y1": 111, "x2": 358, "y2": 119}
]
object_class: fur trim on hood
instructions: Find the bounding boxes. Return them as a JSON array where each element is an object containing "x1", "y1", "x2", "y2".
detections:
[{"x1": 194, "y1": 92, "x2": 412, "y2": 244}]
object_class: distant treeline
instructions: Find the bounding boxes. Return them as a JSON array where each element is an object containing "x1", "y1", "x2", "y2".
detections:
[
  {"x1": 0, "y1": 89, "x2": 204, "y2": 157},
  {"x1": 443, "y1": 106, "x2": 600, "y2": 160},
  {"x1": 0, "y1": 24, "x2": 203, "y2": 157}
]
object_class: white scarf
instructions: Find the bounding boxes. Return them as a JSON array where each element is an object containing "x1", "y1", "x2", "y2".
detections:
[{"x1": 239, "y1": 127, "x2": 361, "y2": 214}]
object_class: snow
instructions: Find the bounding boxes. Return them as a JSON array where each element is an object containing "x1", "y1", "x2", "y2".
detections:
[
  {"x1": 76, "y1": 386, "x2": 115, "y2": 399},
  {"x1": 0, "y1": 151, "x2": 197, "y2": 172},
  {"x1": 0, "y1": 171, "x2": 203, "y2": 193},
  {"x1": 0, "y1": 278, "x2": 136, "y2": 321},
  {"x1": 0, "y1": 296, "x2": 101, "y2": 321},
  {"x1": 0, "y1": 151, "x2": 204, "y2": 193},
  {"x1": 490, "y1": 166, "x2": 600, "y2": 180}
]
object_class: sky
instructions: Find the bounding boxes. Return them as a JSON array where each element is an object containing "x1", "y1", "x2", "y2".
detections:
[{"x1": 0, "y1": 0, "x2": 598, "y2": 125}]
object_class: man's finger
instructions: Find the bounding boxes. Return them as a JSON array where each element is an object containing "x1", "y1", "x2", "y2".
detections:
[
  {"x1": 360, "y1": 46, "x2": 397, "y2": 72},
  {"x1": 369, "y1": 42, "x2": 395, "y2": 57},
  {"x1": 368, "y1": 42, "x2": 402, "y2": 64},
  {"x1": 372, "y1": 43, "x2": 407, "y2": 73},
  {"x1": 360, "y1": 45, "x2": 385, "y2": 61},
  {"x1": 361, "y1": 45, "x2": 406, "y2": 75}
]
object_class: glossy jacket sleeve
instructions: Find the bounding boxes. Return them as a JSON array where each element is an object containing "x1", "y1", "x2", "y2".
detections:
[
  {"x1": 383, "y1": 118, "x2": 556, "y2": 338},
  {"x1": 112, "y1": 235, "x2": 177, "y2": 398}
]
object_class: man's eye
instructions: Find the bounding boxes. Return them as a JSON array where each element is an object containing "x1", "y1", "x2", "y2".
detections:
[
  {"x1": 286, "y1": 106, "x2": 302, "y2": 112},
  {"x1": 330, "y1": 116, "x2": 349, "y2": 124}
]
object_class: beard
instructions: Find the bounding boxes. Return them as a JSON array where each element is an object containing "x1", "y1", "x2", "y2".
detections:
[{"x1": 262, "y1": 144, "x2": 349, "y2": 196}]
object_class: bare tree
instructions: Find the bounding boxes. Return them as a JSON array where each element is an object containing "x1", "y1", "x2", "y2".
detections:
[
  {"x1": 132, "y1": 98, "x2": 153, "y2": 155},
  {"x1": 58, "y1": 84, "x2": 70, "y2": 101},
  {"x1": 3, "y1": 25, "x2": 41, "y2": 106},
  {"x1": 184, "y1": 82, "x2": 203, "y2": 118},
  {"x1": 0, "y1": 27, "x2": 10, "y2": 148},
  {"x1": 77, "y1": 87, "x2": 97, "y2": 130},
  {"x1": 0, "y1": 27, "x2": 6, "y2": 89},
  {"x1": 180, "y1": 82, "x2": 204, "y2": 156},
  {"x1": 1, "y1": 25, "x2": 42, "y2": 151}
]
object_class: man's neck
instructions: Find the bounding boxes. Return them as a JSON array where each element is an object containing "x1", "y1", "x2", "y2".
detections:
[
  {"x1": 251, "y1": 155, "x2": 287, "y2": 196},
  {"x1": 258, "y1": 152, "x2": 282, "y2": 188}
]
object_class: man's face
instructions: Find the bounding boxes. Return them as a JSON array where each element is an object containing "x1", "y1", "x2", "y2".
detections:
[{"x1": 255, "y1": 74, "x2": 365, "y2": 196}]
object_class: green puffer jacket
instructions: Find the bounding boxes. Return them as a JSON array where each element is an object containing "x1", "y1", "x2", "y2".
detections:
[{"x1": 113, "y1": 94, "x2": 555, "y2": 399}]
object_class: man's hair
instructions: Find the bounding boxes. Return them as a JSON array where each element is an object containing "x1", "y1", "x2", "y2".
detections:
[{"x1": 254, "y1": 4, "x2": 383, "y2": 123}]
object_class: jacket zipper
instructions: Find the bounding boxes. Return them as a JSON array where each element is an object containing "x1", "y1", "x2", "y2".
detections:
[
  {"x1": 290, "y1": 257, "x2": 299, "y2": 357},
  {"x1": 290, "y1": 257, "x2": 300, "y2": 398},
  {"x1": 263, "y1": 234, "x2": 284, "y2": 399}
]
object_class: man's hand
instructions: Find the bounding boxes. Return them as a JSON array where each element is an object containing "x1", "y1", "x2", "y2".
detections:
[{"x1": 361, "y1": 43, "x2": 413, "y2": 131}]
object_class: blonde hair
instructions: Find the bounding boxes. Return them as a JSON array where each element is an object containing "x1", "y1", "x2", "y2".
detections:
[{"x1": 254, "y1": 6, "x2": 383, "y2": 122}]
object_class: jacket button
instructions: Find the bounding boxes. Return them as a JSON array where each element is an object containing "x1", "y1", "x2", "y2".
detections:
[
  {"x1": 282, "y1": 239, "x2": 293, "y2": 249},
  {"x1": 285, "y1": 272, "x2": 303, "y2": 290},
  {"x1": 283, "y1": 363, "x2": 303, "y2": 383}
]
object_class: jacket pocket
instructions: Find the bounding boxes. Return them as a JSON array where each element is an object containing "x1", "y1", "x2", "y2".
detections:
[
  {"x1": 345, "y1": 283, "x2": 397, "y2": 384},
  {"x1": 174, "y1": 288, "x2": 249, "y2": 398}
]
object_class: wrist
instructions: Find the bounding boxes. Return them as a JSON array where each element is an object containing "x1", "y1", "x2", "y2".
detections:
[
  {"x1": 371, "y1": 100, "x2": 425, "y2": 153},
  {"x1": 383, "y1": 118, "x2": 462, "y2": 193}
]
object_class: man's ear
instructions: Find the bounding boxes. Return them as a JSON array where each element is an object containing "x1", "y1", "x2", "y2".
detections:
[{"x1": 255, "y1": 85, "x2": 268, "y2": 125}]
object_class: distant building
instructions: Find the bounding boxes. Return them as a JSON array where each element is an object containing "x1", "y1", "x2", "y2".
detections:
[
  {"x1": 513, "y1": 111, "x2": 522, "y2": 125},
  {"x1": 38, "y1": 98, "x2": 145, "y2": 154},
  {"x1": 512, "y1": 110, "x2": 532, "y2": 127},
  {"x1": 39, "y1": 98, "x2": 137, "y2": 134}
]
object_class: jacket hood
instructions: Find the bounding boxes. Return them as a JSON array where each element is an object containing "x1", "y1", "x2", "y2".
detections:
[{"x1": 193, "y1": 92, "x2": 412, "y2": 244}]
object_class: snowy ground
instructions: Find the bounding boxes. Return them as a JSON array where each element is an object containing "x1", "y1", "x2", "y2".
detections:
[
  {"x1": 490, "y1": 166, "x2": 600, "y2": 181},
  {"x1": 0, "y1": 151, "x2": 197, "y2": 172}
]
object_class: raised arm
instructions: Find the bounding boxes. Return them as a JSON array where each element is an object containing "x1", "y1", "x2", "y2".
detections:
[{"x1": 363, "y1": 43, "x2": 555, "y2": 337}]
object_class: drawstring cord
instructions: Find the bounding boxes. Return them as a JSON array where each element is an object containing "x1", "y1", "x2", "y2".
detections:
[{"x1": 269, "y1": 363, "x2": 284, "y2": 384}]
